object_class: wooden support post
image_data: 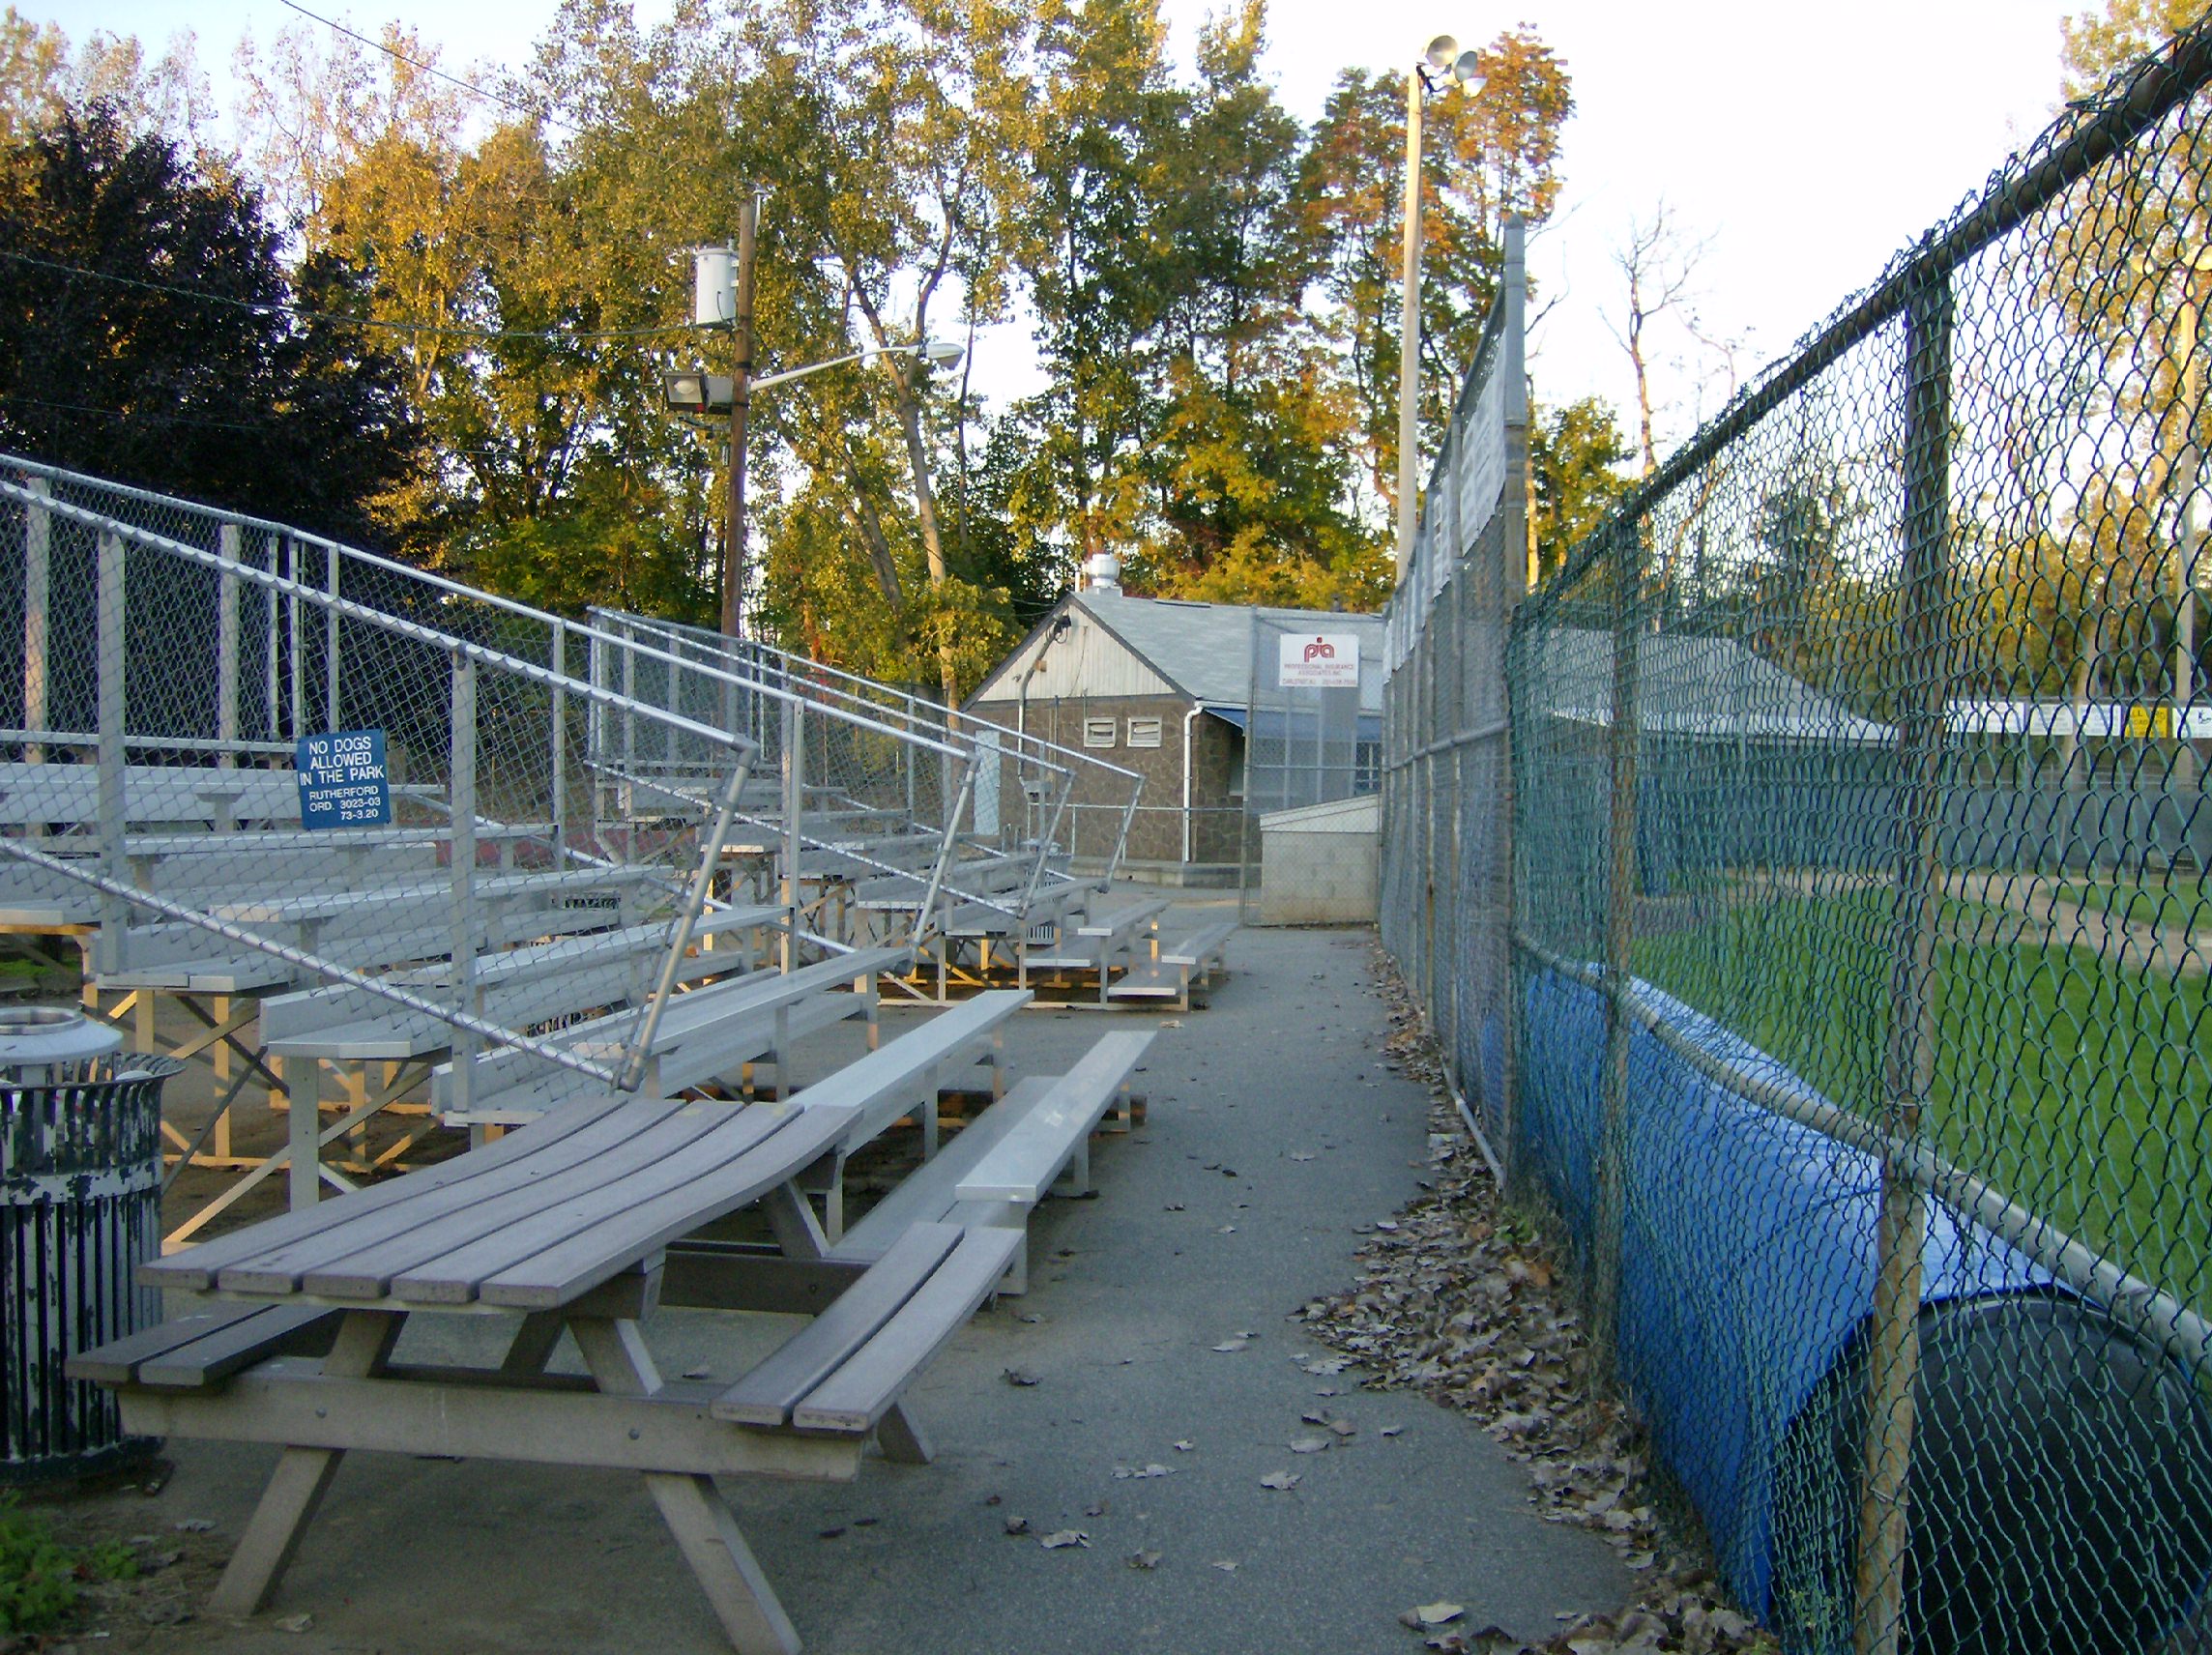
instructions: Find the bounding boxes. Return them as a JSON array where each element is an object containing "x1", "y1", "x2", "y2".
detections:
[
  {"x1": 569, "y1": 1317, "x2": 801, "y2": 1655},
  {"x1": 208, "y1": 1310, "x2": 402, "y2": 1618},
  {"x1": 1852, "y1": 272, "x2": 1955, "y2": 1655}
]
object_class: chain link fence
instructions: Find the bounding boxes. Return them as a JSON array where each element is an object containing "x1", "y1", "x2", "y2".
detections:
[
  {"x1": 0, "y1": 458, "x2": 1006, "y2": 1230},
  {"x1": 1238, "y1": 609, "x2": 1385, "y2": 925},
  {"x1": 1384, "y1": 31, "x2": 2212, "y2": 1654}
]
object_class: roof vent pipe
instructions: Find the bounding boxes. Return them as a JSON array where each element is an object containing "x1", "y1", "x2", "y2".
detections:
[{"x1": 1081, "y1": 551, "x2": 1121, "y2": 595}]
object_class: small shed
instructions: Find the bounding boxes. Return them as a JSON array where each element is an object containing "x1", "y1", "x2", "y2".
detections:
[
  {"x1": 1254, "y1": 794, "x2": 1379, "y2": 925},
  {"x1": 968, "y1": 591, "x2": 1383, "y2": 884}
]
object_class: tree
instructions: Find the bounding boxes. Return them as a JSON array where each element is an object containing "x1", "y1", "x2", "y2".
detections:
[
  {"x1": 1528, "y1": 395, "x2": 1632, "y2": 585},
  {"x1": 0, "y1": 103, "x2": 419, "y2": 544},
  {"x1": 2, "y1": 10, "x2": 213, "y2": 149}
]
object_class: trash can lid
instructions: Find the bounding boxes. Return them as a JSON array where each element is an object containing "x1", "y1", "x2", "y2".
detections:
[{"x1": 0, "y1": 1006, "x2": 125, "y2": 1070}]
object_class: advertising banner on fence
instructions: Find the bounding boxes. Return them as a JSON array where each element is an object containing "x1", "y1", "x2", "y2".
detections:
[{"x1": 1279, "y1": 632, "x2": 1360, "y2": 689}]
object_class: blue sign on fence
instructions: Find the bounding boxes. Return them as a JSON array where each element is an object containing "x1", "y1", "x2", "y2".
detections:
[{"x1": 296, "y1": 729, "x2": 392, "y2": 829}]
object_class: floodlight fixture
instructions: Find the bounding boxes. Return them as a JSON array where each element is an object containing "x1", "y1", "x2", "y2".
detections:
[
  {"x1": 662, "y1": 368, "x2": 735, "y2": 414},
  {"x1": 1424, "y1": 34, "x2": 1458, "y2": 70},
  {"x1": 1452, "y1": 48, "x2": 1483, "y2": 86}
]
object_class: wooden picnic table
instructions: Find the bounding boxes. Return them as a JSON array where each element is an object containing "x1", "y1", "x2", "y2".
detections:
[{"x1": 79, "y1": 1083, "x2": 1019, "y2": 1654}]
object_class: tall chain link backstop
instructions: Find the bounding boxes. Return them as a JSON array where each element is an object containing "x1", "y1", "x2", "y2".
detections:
[{"x1": 1383, "y1": 28, "x2": 2212, "y2": 1654}]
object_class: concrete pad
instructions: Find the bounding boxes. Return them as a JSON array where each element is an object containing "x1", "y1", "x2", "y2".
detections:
[{"x1": 102, "y1": 918, "x2": 1628, "y2": 1653}]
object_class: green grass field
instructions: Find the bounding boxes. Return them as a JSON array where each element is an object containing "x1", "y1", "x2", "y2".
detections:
[
  {"x1": 2051, "y1": 874, "x2": 2211, "y2": 937},
  {"x1": 1629, "y1": 888, "x2": 2211, "y2": 1303}
]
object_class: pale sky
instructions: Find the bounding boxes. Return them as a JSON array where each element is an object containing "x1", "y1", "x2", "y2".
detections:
[{"x1": 49, "y1": 0, "x2": 2091, "y2": 455}]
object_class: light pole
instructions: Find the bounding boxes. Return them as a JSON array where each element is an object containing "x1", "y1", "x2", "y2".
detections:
[
  {"x1": 1394, "y1": 34, "x2": 1485, "y2": 587},
  {"x1": 664, "y1": 296, "x2": 963, "y2": 638}
]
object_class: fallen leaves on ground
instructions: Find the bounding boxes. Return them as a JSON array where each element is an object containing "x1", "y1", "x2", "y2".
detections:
[
  {"x1": 1401, "y1": 1602, "x2": 1464, "y2": 1629},
  {"x1": 1128, "y1": 1549, "x2": 1163, "y2": 1570},
  {"x1": 1003, "y1": 1368, "x2": 1041, "y2": 1386},
  {"x1": 1258, "y1": 1470, "x2": 1301, "y2": 1491},
  {"x1": 1317, "y1": 947, "x2": 1780, "y2": 1655},
  {"x1": 1038, "y1": 1529, "x2": 1090, "y2": 1550}
]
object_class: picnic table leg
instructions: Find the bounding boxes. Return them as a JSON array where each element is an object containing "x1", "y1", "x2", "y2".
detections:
[
  {"x1": 208, "y1": 1310, "x2": 402, "y2": 1618},
  {"x1": 499, "y1": 1310, "x2": 567, "y2": 1378},
  {"x1": 568, "y1": 1317, "x2": 801, "y2": 1655}
]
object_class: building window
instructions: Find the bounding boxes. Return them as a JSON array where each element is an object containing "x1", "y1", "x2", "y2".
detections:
[
  {"x1": 1126, "y1": 716, "x2": 1163, "y2": 748},
  {"x1": 1354, "y1": 739, "x2": 1382, "y2": 794},
  {"x1": 1084, "y1": 717, "x2": 1118, "y2": 748}
]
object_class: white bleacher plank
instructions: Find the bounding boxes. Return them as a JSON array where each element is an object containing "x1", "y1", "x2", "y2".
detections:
[
  {"x1": 955, "y1": 1031, "x2": 1154, "y2": 1205},
  {"x1": 830, "y1": 1075, "x2": 1057, "y2": 1260}
]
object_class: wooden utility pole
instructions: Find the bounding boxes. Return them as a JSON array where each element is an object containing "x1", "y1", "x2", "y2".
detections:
[{"x1": 722, "y1": 192, "x2": 759, "y2": 640}]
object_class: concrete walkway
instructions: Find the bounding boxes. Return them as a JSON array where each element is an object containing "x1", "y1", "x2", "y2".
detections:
[{"x1": 75, "y1": 913, "x2": 1628, "y2": 1654}]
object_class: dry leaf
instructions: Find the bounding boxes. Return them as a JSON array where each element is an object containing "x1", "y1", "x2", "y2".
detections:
[
  {"x1": 1211, "y1": 1338, "x2": 1248, "y2": 1353},
  {"x1": 1210, "y1": 1559, "x2": 1237, "y2": 1572},
  {"x1": 1327, "y1": 1417, "x2": 1358, "y2": 1437},
  {"x1": 1003, "y1": 1368, "x2": 1041, "y2": 1386},
  {"x1": 1164, "y1": 1202, "x2": 1186, "y2": 1211},
  {"x1": 275, "y1": 1613, "x2": 314, "y2": 1633},
  {"x1": 1412, "y1": 1602, "x2": 1464, "y2": 1627},
  {"x1": 1290, "y1": 1151, "x2": 1316, "y2": 1162},
  {"x1": 173, "y1": 1519, "x2": 216, "y2": 1533},
  {"x1": 1084, "y1": 1499, "x2": 1105, "y2": 1518},
  {"x1": 1173, "y1": 1439, "x2": 1195, "y2": 1452},
  {"x1": 1003, "y1": 1516, "x2": 1030, "y2": 1535},
  {"x1": 1380, "y1": 1425, "x2": 1404, "y2": 1437},
  {"x1": 1258, "y1": 1470, "x2": 1301, "y2": 1491},
  {"x1": 1038, "y1": 1529, "x2": 1089, "y2": 1550},
  {"x1": 1215, "y1": 1225, "x2": 1237, "y2": 1234},
  {"x1": 1127, "y1": 1549, "x2": 1162, "y2": 1570},
  {"x1": 1289, "y1": 1435, "x2": 1330, "y2": 1454}
]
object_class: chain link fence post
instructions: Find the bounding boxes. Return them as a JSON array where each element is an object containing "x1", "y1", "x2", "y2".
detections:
[{"x1": 1851, "y1": 268, "x2": 1956, "y2": 1655}]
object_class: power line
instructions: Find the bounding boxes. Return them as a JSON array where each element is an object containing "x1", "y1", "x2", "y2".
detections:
[
  {"x1": 276, "y1": 0, "x2": 581, "y2": 139},
  {"x1": 0, "y1": 248, "x2": 698, "y2": 345}
]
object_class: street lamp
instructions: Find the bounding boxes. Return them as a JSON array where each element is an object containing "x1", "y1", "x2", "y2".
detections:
[{"x1": 1394, "y1": 33, "x2": 1485, "y2": 587}]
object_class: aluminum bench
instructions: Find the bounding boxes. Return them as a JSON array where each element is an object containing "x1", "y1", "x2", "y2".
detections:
[
  {"x1": 830, "y1": 1029, "x2": 1153, "y2": 1292},
  {"x1": 1107, "y1": 917, "x2": 1237, "y2": 1010}
]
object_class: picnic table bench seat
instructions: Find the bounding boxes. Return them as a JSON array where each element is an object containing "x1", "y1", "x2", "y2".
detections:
[
  {"x1": 1107, "y1": 917, "x2": 1237, "y2": 1010},
  {"x1": 70, "y1": 1014, "x2": 1042, "y2": 1654}
]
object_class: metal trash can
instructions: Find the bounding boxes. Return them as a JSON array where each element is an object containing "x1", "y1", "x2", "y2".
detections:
[{"x1": 0, "y1": 1007, "x2": 177, "y2": 1481}]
